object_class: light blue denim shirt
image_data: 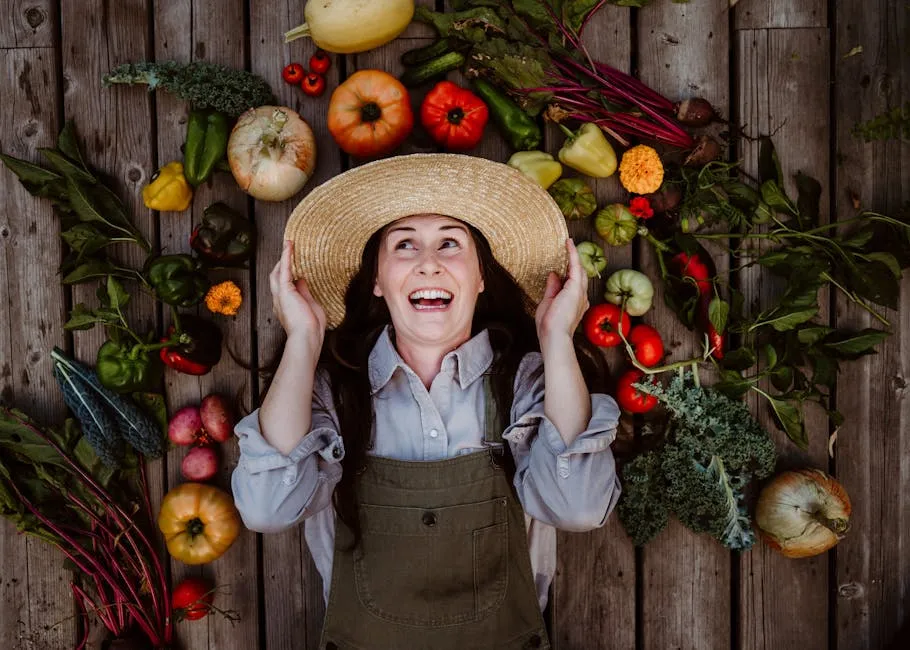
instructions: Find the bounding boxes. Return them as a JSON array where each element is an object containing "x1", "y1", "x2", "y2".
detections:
[{"x1": 231, "y1": 325, "x2": 622, "y2": 610}]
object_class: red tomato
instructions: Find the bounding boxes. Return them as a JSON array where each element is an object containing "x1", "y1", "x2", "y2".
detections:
[
  {"x1": 281, "y1": 63, "x2": 305, "y2": 85},
  {"x1": 628, "y1": 324, "x2": 664, "y2": 367},
  {"x1": 301, "y1": 72, "x2": 326, "y2": 97},
  {"x1": 583, "y1": 303, "x2": 631, "y2": 348},
  {"x1": 309, "y1": 50, "x2": 331, "y2": 75},
  {"x1": 172, "y1": 577, "x2": 215, "y2": 621},
  {"x1": 615, "y1": 369, "x2": 658, "y2": 414}
]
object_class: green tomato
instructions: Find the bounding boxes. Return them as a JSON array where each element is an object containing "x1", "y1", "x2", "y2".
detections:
[
  {"x1": 594, "y1": 203, "x2": 638, "y2": 247},
  {"x1": 604, "y1": 269, "x2": 654, "y2": 316},
  {"x1": 576, "y1": 241, "x2": 607, "y2": 278},
  {"x1": 548, "y1": 178, "x2": 597, "y2": 219}
]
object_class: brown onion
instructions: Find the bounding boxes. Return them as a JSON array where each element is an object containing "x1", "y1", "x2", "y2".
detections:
[
  {"x1": 676, "y1": 97, "x2": 716, "y2": 126},
  {"x1": 228, "y1": 106, "x2": 317, "y2": 202},
  {"x1": 756, "y1": 468, "x2": 851, "y2": 558}
]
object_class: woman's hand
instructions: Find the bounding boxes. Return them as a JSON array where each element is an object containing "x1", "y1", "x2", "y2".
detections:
[
  {"x1": 269, "y1": 240, "x2": 327, "y2": 359},
  {"x1": 535, "y1": 238, "x2": 590, "y2": 347}
]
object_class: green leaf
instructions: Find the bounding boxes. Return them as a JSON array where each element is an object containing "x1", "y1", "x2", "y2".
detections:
[
  {"x1": 827, "y1": 409, "x2": 845, "y2": 427},
  {"x1": 132, "y1": 392, "x2": 168, "y2": 437},
  {"x1": 56, "y1": 121, "x2": 87, "y2": 171},
  {"x1": 840, "y1": 226, "x2": 876, "y2": 249},
  {"x1": 764, "y1": 395, "x2": 806, "y2": 449},
  {"x1": 0, "y1": 152, "x2": 63, "y2": 186},
  {"x1": 795, "y1": 172, "x2": 822, "y2": 229},
  {"x1": 64, "y1": 304, "x2": 102, "y2": 331},
  {"x1": 847, "y1": 259, "x2": 900, "y2": 310},
  {"x1": 764, "y1": 344, "x2": 778, "y2": 370},
  {"x1": 708, "y1": 297, "x2": 729, "y2": 335},
  {"x1": 106, "y1": 276, "x2": 130, "y2": 310},
  {"x1": 808, "y1": 352, "x2": 838, "y2": 389},
  {"x1": 820, "y1": 328, "x2": 890, "y2": 359},
  {"x1": 798, "y1": 326, "x2": 834, "y2": 346},
  {"x1": 714, "y1": 369, "x2": 753, "y2": 399},
  {"x1": 60, "y1": 224, "x2": 111, "y2": 260},
  {"x1": 38, "y1": 148, "x2": 95, "y2": 184},
  {"x1": 721, "y1": 347, "x2": 756, "y2": 371},
  {"x1": 761, "y1": 180, "x2": 796, "y2": 216},
  {"x1": 861, "y1": 252, "x2": 902, "y2": 279},
  {"x1": 757, "y1": 308, "x2": 819, "y2": 332},
  {"x1": 62, "y1": 259, "x2": 119, "y2": 284},
  {"x1": 770, "y1": 365, "x2": 794, "y2": 392},
  {"x1": 759, "y1": 137, "x2": 783, "y2": 186}
]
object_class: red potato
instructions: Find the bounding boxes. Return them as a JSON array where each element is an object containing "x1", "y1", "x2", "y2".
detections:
[
  {"x1": 168, "y1": 406, "x2": 203, "y2": 446},
  {"x1": 181, "y1": 446, "x2": 219, "y2": 481},
  {"x1": 200, "y1": 393, "x2": 236, "y2": 443}
]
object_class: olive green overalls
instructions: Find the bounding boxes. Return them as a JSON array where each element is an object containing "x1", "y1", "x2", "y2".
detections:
[{"x1": 319, "y1": 374, "x2": 551, "y2": 650}]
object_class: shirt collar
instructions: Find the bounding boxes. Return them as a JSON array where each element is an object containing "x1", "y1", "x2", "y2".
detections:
[{"x1": 368, "y1": 325, "x2": 494, "y2": 394}]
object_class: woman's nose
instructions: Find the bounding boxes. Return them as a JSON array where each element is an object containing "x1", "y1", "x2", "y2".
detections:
[{"x1": 416, "y1": 252, "x2": 442, "y2": 275}]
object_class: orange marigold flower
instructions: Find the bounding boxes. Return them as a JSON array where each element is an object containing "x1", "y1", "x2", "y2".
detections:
[
  {"x1": 205, "y1": 281, "x2": 242, "y2": 316},
  {"x1": 619, "y1": 145, "x2": 664, "y2": 195}
]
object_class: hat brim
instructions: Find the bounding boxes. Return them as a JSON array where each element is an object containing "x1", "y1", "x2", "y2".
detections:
[{"x1": 283, "y1": 153, "x2": 569, "y2": 330}]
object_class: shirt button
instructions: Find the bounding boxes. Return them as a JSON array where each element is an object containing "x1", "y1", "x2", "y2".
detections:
[
  {"x1": 422, "y1": 512, "x2": 437, "y2": 527},
  {"x1": 429, "y1": 429, "x2": 439, "y2": 438}
]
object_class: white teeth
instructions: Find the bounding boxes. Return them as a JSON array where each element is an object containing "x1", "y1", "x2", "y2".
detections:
[{"x1": 408, "y1": 289, "x2": 453, "y2": 300}]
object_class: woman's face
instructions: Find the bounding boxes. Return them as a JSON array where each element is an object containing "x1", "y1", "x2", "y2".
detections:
[{"x1": 374, "y1": 214, "x2": 484, "y2": 346}]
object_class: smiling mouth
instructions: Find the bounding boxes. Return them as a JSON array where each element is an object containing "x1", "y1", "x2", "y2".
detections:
[{"x1": 408, "y1": 289, "x2": 453, "y2": 311}]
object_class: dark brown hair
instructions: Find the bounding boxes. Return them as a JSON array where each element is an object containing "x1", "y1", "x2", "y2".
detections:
[{"x1": 308, "y1": 219, "x2": 609, "y2": 548}]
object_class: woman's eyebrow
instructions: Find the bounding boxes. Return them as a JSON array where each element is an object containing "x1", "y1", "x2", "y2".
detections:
[{"x1": 386, "y1": 224, "x2": 467, "y2": 235}]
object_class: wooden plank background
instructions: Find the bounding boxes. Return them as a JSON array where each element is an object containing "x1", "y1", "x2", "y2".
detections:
[{"x1": 1, "y1": 1, "x2": 908, "y2": 649}]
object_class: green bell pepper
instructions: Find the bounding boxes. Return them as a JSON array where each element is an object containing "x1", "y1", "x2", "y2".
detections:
[
  {"x1": 184, "y1": 109, "x2": 230, "y2": 187},
  {"x1": 95, "y1": 338, "x2": 164, "y2": 393},
  {"x1": 146, "y1": 254, "x2": 210, "y2": 307},
  {"x1": 190, "y1": 202, "x2": 255, "y2": 266},
  {"x1": 470, "y1": 78, "x2": 542, "y2": 151}
]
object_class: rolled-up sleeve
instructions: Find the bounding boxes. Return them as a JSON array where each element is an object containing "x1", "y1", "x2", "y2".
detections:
[
  {"x1": 503, "y1": 352, "x2": 622, "y2": 532},
  {"x1": 231, "y1": 369, "x2": 343, "y2": 533}
]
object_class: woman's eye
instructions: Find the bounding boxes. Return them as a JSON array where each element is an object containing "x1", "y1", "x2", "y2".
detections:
[
  {"x1": 440, "y1": 239, "x2": 459, "y2": 249},
  {"x1": 395, "y1": 240, "x2": 414, "y2": 250}
]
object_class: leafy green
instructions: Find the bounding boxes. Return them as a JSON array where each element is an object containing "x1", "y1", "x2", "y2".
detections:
[
  {"x1": 852, "y1": 102, "x2": 910, "y2": 142},
  {"x1": 617, "y1": 371, "x2": 776, "y2": 549}
]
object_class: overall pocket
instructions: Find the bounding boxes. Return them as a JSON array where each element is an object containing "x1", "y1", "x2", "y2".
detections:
[{"x1": 352, "y1": 497, "x2": 509, "y2": 626}]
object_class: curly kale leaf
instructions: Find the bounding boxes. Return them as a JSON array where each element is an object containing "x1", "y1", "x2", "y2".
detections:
[
  {"x1": 617, "y1": 451, "x2": 669, "y2": 546},
  {"x1": 103, "y1": 61, "x2": 276, "y2": 117},
  {"x1": 624, "y1": 371, "x2": 777, "y2": 549}
]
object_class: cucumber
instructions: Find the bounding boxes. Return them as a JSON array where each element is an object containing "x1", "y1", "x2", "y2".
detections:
[
  {"x1": 399, "y1": 51, "x2": 465, "y2": 88},
  {"x1": 401, "y1": 39, "x2": 452, "y2": 67}
]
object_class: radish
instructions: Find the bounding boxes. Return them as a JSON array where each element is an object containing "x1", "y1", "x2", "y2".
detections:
[
  {"x1": 168, "y1": 406, "x2": 203, "y2": 446},
  {"x1": 200, "y1": 393, "x2": 236, "y2": 443},
  {"x1": 181, "y1": 446, "x2": 219, "y2": 481}
]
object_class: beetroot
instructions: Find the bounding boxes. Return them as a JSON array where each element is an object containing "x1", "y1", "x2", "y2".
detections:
[
  {"x1": 168, "y1": 406, "x2": 203, "y2": 446},
  {"x1": 181, "y1": 446, "x2": 219, "y2": 481},
  {"x1": 200, "y1": 393, "x2": 236, "y2": 443}
]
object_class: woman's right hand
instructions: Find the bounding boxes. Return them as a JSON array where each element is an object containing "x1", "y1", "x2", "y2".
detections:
[{"x1": 269, "y1": 240, "x2": 327, "y2": 358}]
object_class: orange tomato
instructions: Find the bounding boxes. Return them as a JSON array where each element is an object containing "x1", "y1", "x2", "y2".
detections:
[
  {"x1": 327, "y1": 70, "x2": 413, "y2": 158},
  {"x1": 157, "y1": 482, "x2": 241, "y2": 565}
]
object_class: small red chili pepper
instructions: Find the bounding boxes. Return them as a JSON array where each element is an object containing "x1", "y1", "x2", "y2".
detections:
[
  {"x1": 281, "y1": 63, "x2": 305, "y2": 85},
  {"x1": 669, "y1": 251, "x2": 725, "y2": 359},
  {"x1": 301, "y1": 72, "x2": 326, "y2": 97},
  {"x1": 309, "y1": 50, "x2": 331, "y2": 75}
]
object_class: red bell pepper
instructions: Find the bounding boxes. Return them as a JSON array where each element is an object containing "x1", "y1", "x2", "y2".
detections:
[
  {"x1": 160, "y1": 315, "x2": 223, "y2": 376},
  {"x1": 420, "y1": 81, "x2": 489, "y2": 150}
]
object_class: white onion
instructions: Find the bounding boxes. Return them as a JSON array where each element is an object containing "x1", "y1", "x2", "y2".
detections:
[{"x1": 228, "y1": 106, "x2": 316, "y2": 202}]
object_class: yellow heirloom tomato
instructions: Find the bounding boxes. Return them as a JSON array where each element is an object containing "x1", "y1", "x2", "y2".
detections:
[{"x1": 157, "y1": 482, "x2": 241, "y2": 564}]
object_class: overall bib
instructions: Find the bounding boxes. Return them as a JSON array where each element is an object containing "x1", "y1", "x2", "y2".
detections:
[{"x1": 319, "y1": 375, "x2": 550, "y2": 650}]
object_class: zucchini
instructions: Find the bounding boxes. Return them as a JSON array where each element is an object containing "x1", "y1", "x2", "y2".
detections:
[
  {"x1": 399, "y1": 51, "x2": 465, "y2": 88},
  {"x1": 401, "y1": 39, "x2": 452, "y2": 67}
]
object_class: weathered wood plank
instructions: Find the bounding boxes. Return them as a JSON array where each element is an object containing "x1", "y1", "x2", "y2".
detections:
[
  {"x1": 736, "y1": 27, "x2": 831, "y2": 650},
  {"x1": 0, "y1": 46, "x2": 70, "y2": 650},
  {"x1": 248, "y1": 1, "x2": 345, "y2": 647},
  {"x1": 549, "y1": 6, "x2": 636, "y2": 650},
  {"x1": 152, "y1": 1, "x2": 260, "y2": 648},
  {"x1": 734, "y1": 0, "x2": 826, "y2": 30},
  {"x1": 637, "y1": 1, "x2": 731, "y2": 647},
  {"x1": 834, "y1": 1, "x2": 910, "y2": 649},
  {"x1": 0, "y1": 0, "x2": 55, "y2": 48}
]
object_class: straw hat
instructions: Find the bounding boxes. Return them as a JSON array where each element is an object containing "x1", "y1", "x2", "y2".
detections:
[{"x1": 283, "y1": 153, "x2": 568, "y2": 329}]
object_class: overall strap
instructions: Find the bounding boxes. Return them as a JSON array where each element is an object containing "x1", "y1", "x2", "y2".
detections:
[{"x1": 482, "y1": 372, "x2": 504, "y2": 446}]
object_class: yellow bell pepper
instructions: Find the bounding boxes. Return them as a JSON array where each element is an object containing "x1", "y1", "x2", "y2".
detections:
[
  {"x1": 558, "y1": 123, "x2": 617, "y2": 178},
  {"x1": 507, "y1": 150, "x2": 563, "y2": 189},
  {"x1": 142, "y1": 161, "x2": 193, "y2": 212}
]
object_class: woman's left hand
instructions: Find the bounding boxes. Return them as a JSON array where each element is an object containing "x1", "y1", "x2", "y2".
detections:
[{"x1": 535, "y1": 238, "x2": 590, "y2": 345}]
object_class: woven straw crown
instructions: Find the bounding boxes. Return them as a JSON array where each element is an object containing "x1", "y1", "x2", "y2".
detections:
[{"x1": 283, "y1": 153, "x2": 569, "y2": 330}]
